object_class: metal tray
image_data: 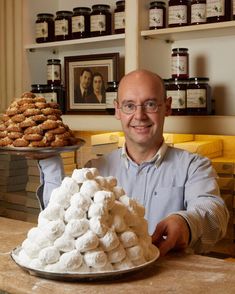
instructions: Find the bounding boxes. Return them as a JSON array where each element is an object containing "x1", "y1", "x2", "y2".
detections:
[
  {"x1": 11, "y1": 245, "x2": 160, "y2": 281},
  {"x1": 0, "y1": 138, "x2": 85, "y2": 159}
]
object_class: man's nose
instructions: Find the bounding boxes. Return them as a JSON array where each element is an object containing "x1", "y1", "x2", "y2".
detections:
[{"x1": 134, "y1": 105, "x2": 147, "y2": 119}]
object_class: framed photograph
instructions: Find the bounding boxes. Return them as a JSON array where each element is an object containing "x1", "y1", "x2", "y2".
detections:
[{"x1": 64, "y1": 52, "x2": 119, "y2": 114}]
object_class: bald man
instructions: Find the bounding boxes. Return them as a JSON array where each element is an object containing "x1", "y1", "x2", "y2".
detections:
[
  {"x1": 39, "y1": 69, "x2": 229, "y2": 256},
  {"x1": 87, "y1": 69, "x2": 229, "y2": 256}
]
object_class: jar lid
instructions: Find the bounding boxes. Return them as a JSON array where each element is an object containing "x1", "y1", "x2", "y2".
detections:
[
  {"x1": 56, "y1": 10, "x2": 73, "y2": 16},
  {"x1": 31, "y1": 84, "x2": 49, "y2": 89},
  {"x1": 172, "y1": 48, "x2": 188, "y2": 52},
  {"x1": 150, "y1": 1, "x2": 166, "y2": 7},
  {"x1": 31, "y1": 84, "x2": 42, "y2": 88},
  {"x1": 37, "y1": 13, "x2": 54, "y2": 18},
  {"x1": 92, "y1": 4, "x2": 111, "y2": 10},
  {"x1": 73, "y1": 7, "x2": 91, "y2": 12},
  {"x1": 49, "y1": 84, "x2": 63, "y2": 90},
  {"x1": 47, "y1": 59, "x2": 61, "y2": 63},
  {"x1": 107, "y1": 81, "x2": 119, "y2": 86},
  {"x1": 189, "y1": 77, "x2": 209, "y2": 82},
  {"x1": 116, "y1": 1, "x2": 125, "y2": 6},
  {"x1": 168, "y1": 78, "x2": 189, "y2": 83}
]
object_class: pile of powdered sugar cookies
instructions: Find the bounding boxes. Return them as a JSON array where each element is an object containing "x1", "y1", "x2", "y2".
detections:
[{"x1": 16, "y1": 167, "x2": 157, "y2": 273}]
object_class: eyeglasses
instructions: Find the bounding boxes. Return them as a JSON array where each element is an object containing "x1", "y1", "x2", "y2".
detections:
[{"x1": 117, "y1": 100, "x2": 162, "y2": 114}]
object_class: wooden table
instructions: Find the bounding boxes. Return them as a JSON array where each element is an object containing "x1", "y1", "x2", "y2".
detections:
[{"x1": 1, "y1": 216, "x2": 235, "y2": 294}]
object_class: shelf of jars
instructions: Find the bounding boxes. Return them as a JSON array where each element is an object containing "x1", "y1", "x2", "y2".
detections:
[
  {"x1": 25, "y1": 33, "x2": 125, "y2": 52},
  {"x1": 141, "y1": 21, "x2": 235, "y2": 42}
]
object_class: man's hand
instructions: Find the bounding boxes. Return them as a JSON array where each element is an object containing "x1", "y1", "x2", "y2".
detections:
[{"x1": 151, "y1": 214, "x2": 190, "y2": 257}]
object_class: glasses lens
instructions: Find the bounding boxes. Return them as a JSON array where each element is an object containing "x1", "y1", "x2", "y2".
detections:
[
  {"x1": 144, "y1": 101, "x2": 158, "y2": 112},
  {"x1": 122, "y1": 102, "x2": 136, "y2": 114}
]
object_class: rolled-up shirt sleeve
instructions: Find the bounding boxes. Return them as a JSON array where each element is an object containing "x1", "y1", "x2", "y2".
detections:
[{"x1": 37, "y1": 155, "x2": 64, "y2": 209}]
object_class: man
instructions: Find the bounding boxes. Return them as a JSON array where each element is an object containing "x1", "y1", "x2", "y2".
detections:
[
  {"x1": 39, "y1": 69, "x2": 228, "y2": 256},
  {"x1": 74, "y1": 68, "x2": 92, "y2": 103}
]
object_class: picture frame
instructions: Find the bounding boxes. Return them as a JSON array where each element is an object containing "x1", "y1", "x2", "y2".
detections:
[{"x1": 64, "y1": 52, "x2": 119, "y2": 114}]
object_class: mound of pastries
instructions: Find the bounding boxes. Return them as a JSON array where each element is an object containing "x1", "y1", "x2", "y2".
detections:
[
  {"x1": 0, "y1": 92, "x2": 77, "y2": 147},
  {"x1": 16, "y1": 168, "x2": 157, "y2": 273}
]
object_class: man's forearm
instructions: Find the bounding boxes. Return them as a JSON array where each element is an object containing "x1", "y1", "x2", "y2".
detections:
[{"x1": 175, "y1": 197, "x2": 229, "y2": 253}]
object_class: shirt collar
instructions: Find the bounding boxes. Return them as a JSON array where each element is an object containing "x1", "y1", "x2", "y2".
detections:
[{"x1": 121, "y1": 140, "x2": 168, "y2": 169}]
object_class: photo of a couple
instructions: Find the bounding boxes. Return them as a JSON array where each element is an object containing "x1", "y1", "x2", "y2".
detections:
[{"x1": 74, "y1": 68, "x2": 106, "y2": 104}]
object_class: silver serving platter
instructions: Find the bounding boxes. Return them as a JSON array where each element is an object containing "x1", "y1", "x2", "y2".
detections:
[
  {"x1": 11, "y1": 245, "x2": 160, "y2": 281},
  {"x1": 0, "y1": 138, "x2": 85, "y2": 159}
]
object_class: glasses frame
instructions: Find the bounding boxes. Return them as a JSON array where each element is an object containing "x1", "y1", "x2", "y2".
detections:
[{"x1": 116, "y1": 100, "x2": 163, "y2": 115}]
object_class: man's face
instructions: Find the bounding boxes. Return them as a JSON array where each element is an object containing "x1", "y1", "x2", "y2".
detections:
[
  {"x1": 80, "y1": 70, "x2": 92, "y2": 90},
  {"x1": 93, "y1": 75, "x2": 102, "y2": 92},
  {"x1": 115, "y1": 72, "x2": 171, "y2": 148}
]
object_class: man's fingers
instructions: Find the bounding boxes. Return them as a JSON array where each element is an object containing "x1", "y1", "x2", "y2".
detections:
[{"x1": 151, "y1": 223, "x2": 166, "y2": 244}]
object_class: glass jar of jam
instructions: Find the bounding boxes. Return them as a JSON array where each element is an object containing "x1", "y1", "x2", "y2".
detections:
[
  {"x1": 114, "y1": 1, "x2": 125, "y2": 34},
  {"x1": 149, "y1": 1, "x2": 166, "y2": 29},
  {"x1": 106, "y1": 81, "x2": 119, "y2": 114},
  {"x1": 31, "y1": 84, "x2": 65, "y2": 113},
  {"x1": 47, "y1": 84, "x2": 65, "y2": 114},
  {"x1": 168, "y1": 0, "x2": 190, "y2": 27},
  {"x1": 31, "y1": 84, "x2": 49, "y2": 96},
  {"x1": 35, "y1": 13, "x2": 54, "y2": 43},
  {"x1": 191, "y1": 0, "x2": 206, "y2": 25},
  {"x1": 186, "y1": 77, "x2": 212, "y2": 115},
  {"x1": 166, "y1": 78, "x2": 187, "y2": 115},
  {"x1": 72, "y1": 7, "x2": 91, "y2": 39},
  {"x1": 90, "y1": 4, "x2": 112, "y2": 37},
  {"x1": 171, "y1": 48, "x2": 189, "y2": 79},
  {"x1": 54, "y1": 10, "x2": 73, "y2": 41},
  {"x1": 206, "y1": 0, "x2": 232, "y2": 23},
  {"x1": 47, "y1": 59, "x2": 61, "y2": 85}
]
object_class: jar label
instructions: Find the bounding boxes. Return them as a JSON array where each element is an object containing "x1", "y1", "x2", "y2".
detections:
[
  {"x1": 191, "y1": 4, "x2": 206, "y2": 23},
  {"x1": 167, "y1": 90, "x2": 186, "y2": 109},
  {"x1": 171, "y1": 56, "x2": 188, "y2": 76},
  {"x1": 168, "y1": 5, "x2": 188, "y2": 25},
  {"x1": 55, "y1": 19, "x2": 69, "y2": 36},
  {"x1": 149, "y1": 8, "x2": 163, "y2": 27},
  {"x1": 106, "y1": 92, "x2": 117, "y2": 108},
  {"x1": 187, "y1": 89, "x2": 206, "y2": 108},
  {"x1": 43, "y1": 92, "x2": 58, "y2": 103},
  {"x1": 47, "y1": 65, "x2": 61, "y2": 82},
  {"x1": 91, "y1": 15, "x2": 106, "y2": 32},
  {"x1": 115, "y1": 12, "x2": 125, "y2": 30},
  {"x1": 35, "y1": 22, "x2": 48, "y2": 38},
  {"x1": 206, "y1": 0, "x2": 225, "y2": 17},
  {"x1": 72, "y1": 15, "x2": 85, "y2": 33}
]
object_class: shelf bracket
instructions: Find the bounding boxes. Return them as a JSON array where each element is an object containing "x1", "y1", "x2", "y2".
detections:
[
  {"x1": 143, "y1": 36, "x2": 154, "y2": 40},
  {"x1": 28, "y1": 48, "x2": 59, "y2": 54},
  {"x1": 165, "y1": 39, "x2": 174, "y2": 44}
]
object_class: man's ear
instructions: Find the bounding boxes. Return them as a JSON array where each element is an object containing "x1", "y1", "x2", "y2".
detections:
[
  {"x1": 114, "y1": 100, "x2": 121, "y2": 120},
  {"x1": 165, "y1": 97, "x2": 172, "y2": 116}
]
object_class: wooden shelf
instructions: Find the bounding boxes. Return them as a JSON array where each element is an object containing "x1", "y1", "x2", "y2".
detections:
[
  {"x1": 141, "y1": 21, "x2": 235, "y2": 42},
  {"x1": 25, "y1": 33, "x2": 125, "y2": 52}
]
